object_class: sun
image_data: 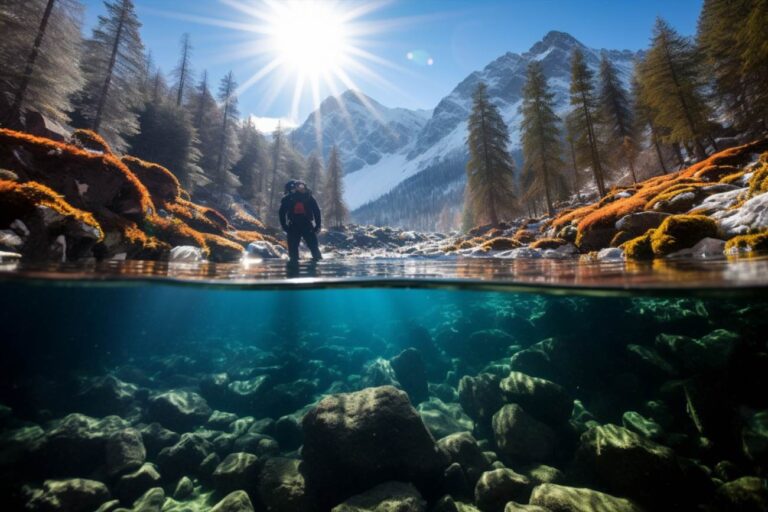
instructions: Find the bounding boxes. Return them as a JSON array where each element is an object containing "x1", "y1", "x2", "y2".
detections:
[{"x1": 269, "y1": 2, "x2": 349, "y2": 78}]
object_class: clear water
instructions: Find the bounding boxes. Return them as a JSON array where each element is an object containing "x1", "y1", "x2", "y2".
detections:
[{"x1": 1, "y1": 259, "x2": 767, "y2": 510}]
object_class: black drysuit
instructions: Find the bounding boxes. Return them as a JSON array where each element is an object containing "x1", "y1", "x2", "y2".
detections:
[{"x1": 279, "y1": 191, "x2": 322, "y2": 262}]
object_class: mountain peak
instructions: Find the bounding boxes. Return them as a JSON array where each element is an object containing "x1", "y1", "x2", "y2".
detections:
[{"x1": 541, "y1": 30, "x2": 580, "y2": 46}]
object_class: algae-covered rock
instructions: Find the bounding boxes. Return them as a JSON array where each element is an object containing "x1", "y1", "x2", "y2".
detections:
[
  {"x1": 390, "y1": 348, "x2": 429, "y2": 404},
  {"x1": 172, "y1": 476, "x2": 194, "y2": 501},
  {"x1": 157, "y1": 433, "x2": 213, "y2": 479},
  {"x1": 25, "y1": 478, "x2": 111, "y2": 512},
  {"x1": 503, "y1": 503, "x2": 549, "y2": 512},
  {"x1": 492, "y1": 404, "x2": 556, "y2": 464},
  {"x1": 258, "y1": 457, "x2": 314, "y2": 512},
  {"x1": 212, "y1": 452, "x2": 261, "y2": 497},
  {"x1": 147, "y1": 390, "x2": 212, "y2": 432},
  {"x1": 139, "y1": 422, "x2": 179, "y2": 458},
  {"x1": 650, "y1": 214, "x2": 719, "y2": 256},
  {"x1": 474, "y1": 468, "x2": 531, "y2": 512},
  {"x1": 621, "y1": 411, "x2": 663, "y2": 440},
  {"x1": 742, "y1": 410, "x2": 768, "y2": 463},
  {"x1": 105, "y1": 428, "x2": 146, "y2": 476},
  {"x1": 499, "y1": 372, "x2": 572, "y2": 425},
  {"x1": 129, "y1": 486, "x2": 165, "y2": 512},
  {"x1": 458, "y1": 373, "x2": 503, "y2": 427},
  {"x1": 715, "y1": 476, "x2": 768, "y2": 512},
  {"x1": 210, "y1": 490, "x2": 255, "y2": 512},
  {"x1": 529, "y1": 483, "x2": 645, "y2": 512},
  {"x1": 436, "y1": 432, "x2": 491, "y2": 486},
  {"x1": 302, "y1": 386, "x2": 447, "y2": 506},
  {"x1": 115, "y1": 463, "x2": 161, "y2": 504},
  {"x1": 331, "y1": 481, "x2": 426, "y2": 512},
  {"x1": 418, "y1": 398, "x2": 474, "y2": 440},
  {"x1": 656, "y1": 329, "x2": 740, "y2": 373}
]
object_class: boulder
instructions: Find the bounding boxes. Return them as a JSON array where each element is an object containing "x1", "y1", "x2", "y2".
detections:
[
  {"x1": 147, "y1": 390, "x2": 212, "y2": 432},
  {"x1": 529, "y1": 483, "x2": 645, "y2": 512},
  {"x1": 169, "y1": 245, "x2": 204, "y2": 262},
  {"x1": 128, "y1": 487, "x2": 164, "y2": 512},
  {"x1": 523, "y1": 465, "x2": 564, "y2": 487},
  {"x1": 499, "y1": 372, "x2": 572, "y2": 425},
  {"x1": 474, "y1": 469, "x2": 531, "y2": 512},
  {"x1": 258, "y1": 457, "x2": 314, "y2": 512},
  {"x1": 621, "y1": 411, "x2": 663, "y2": 441},
  {"x1": 715, "y1": 477, "x2": 768, "y2": 512},
  {"x1": 173, "y1": 476, "x2": 195, "y2": 501},
  {"x1": 114, "y1": 463, "x2": 161, "y2": 504},
  {"x1": 156, "y1": 433, "x2": 213, "y2": 479},
  {"x1": 458, "y1": 374, "x2": 503, "y2": 428},
  {"x1": 492, "y1": 405, "x2": 556, "y2": 464},
  {"x1": 212, "y1": 452, "x2": 261, "y2": 497},
  {"x1": 210, "y1": 490, "x2": 255, "y2": 512},
  {"x1": 615, "y1": 211, "x2": 670, "y2": 236},
  {"x1": 25, "y1": 479, "x2": 111, "y2": 512},
  {"x1": 301, "y1": 386, "x2": 448, "y2": 507},
  {"x1": 105, "y1": 428, "x2": 146, "y2": 476},
  {"x1": 331, "y1": 482, "x2": 426, "y2": 512},
  {"x1": 503, "y1": 503, "x2": 549, "y2": 512},
  {"x1": 436, "y1": 432, "x2": 491, "y2": 486},
  {"x1": 418, "y1": 398, "x2": 474, "y2": 440},
  {"x1": 656, "y1": 329, "x2": 740, "y2": 373},
  {"x1": 232, "y1": 432, "x2": 279, "y2": 457},
  {"x1": 273, "y1": 415, "x2": 303, "y2": 451},
  {"x1": 742, "y1": 410, "x2": 768, "y2": 463},
  {"x1": 390, "y1": 348, "x2": 429, "y2": 404},
  {"x1": 139, "y1": 423, "x2": 179, "y2": 458}
]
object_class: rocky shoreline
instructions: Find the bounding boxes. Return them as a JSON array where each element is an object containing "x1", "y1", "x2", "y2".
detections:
[{"x1": 1, "y1": 293, "x2": 766, "y2": 511}]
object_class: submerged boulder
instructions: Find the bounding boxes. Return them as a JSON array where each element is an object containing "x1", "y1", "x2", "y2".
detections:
[
  {"x1": 458, "y1": 373, "x2": 503, "y2": 429},
  {"x1": 492, "y1": 405, "x2": 556, "y2": 464},
  {"x1": 212, "y1": 452, "x2": 261, "y2": 497},
  {"x1": 25, "y1": 479, "x2": 111, "y2": 512},
  {"x1": 529, "y1": 483, "x2": 645, "y2": 512},
  {"x1": 418, "y1": 398, "x2": 474, "y2": 440},
  {"x1": 499, "y1": 372, "x2": 572, "y2": 425},
  {"x1": 301, "y1": 386, "x2": 448, "y2": 506},
  {"x1": 715, "y1": 476, "x2": 768, "y2": 512},
  {"x1": 105, "y1": 428, "x2": 146, "y2": 476},
  {"x1": 210, "y1": 490, "x2": 255, "y2": 512},
  {"x1": 114, "y1": 463, "x2": 161, "y2": 504},
  {"x1": 147, "y1": 390, "x2": 212, "y2": 432},
  {"x1": 258, "y1": 457, "x2": 314, "y2": 512},
  {"x1": 390, "y1": 348, "x2": 429, "y2": 404},
  {"x1": 331, "y1": 482, "x2": 426, "y2": 512},
  {"x1": 474, "y1": 469, "x2": 531, "y2": 512},
  {"x1": 156, "y1": 433, "x2": 213, "y2": 479},
  {"x1": 436, "y1": 432, "x2": 491, "y2": 487}
]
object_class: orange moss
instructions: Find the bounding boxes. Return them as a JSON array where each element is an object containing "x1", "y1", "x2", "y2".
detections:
[
  {"x1": 550, "y1": 203, "x2": 599, "y2": 232},
  {"x1": 202, "y1": 233, "x2": 245, "y2": 262},
  {"x1": 694, "y1": 164, "x2": 740, "y2": 182},
  {"x1": 147, "y1": 215, "x2": 208, "y2": 255},
  {"x1": 529, "y1": 238, "x2": 567, "y2": 250},
  {"x1": 230, "y1": 204, "x2": 265, "y2": 230},
  {"x1": 70, "y1": 129, "x2": 113, "y2": 154},
  {"x1": 232, "y1": 230, "x2": 265, "y2": 244},
  {"x1": 163, "y1": 199, "x2": 228, "y2": 236},
  {"x1": 0, "y1": 179, "x2": 103, "y2": 239},
  {"x1": 512, "y1": 229, "x2": 536, "y2": 244},
  {"x1": 121, "y1": 156, "x2": 181, "y2": 203},
  {"x1": 724, "y1": 231, "x2": 768, "y2": 253},
  {"x1": 481, "y1": 237, "x2": 522, "y2": 251},
  {"x1": 644, "y1": 180, "x2": 707, "y2": 211}
]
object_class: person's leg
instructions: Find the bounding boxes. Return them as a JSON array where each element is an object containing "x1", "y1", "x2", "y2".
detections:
[
  {"x1": 303, "y1": 228, "x2": 322, "y2": 260},
  {"x1": 287, "y1": 229, "x2": 301, "y2": 262}
]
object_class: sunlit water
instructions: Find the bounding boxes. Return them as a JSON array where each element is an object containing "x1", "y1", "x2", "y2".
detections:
[{"x1": 1, "y1": 257, "x2": 767, "y2": 510}]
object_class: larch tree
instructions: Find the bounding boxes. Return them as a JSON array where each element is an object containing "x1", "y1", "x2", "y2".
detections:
[
  {"x1": 520, "y1": 61, "x2": 565, "y2": 216},
  {"x1": 0, "y1": 0, "x2": 84, "y2": 125},
  {"x1": 172, "y1": 33, "x2": 193, "y2": 108},
  {"x1": 324, "y1": 145, "x2": 348, "y2": 229},
  {"x1": 638, "y1": 18, "x2": 716, "y2": 160},
  {"x1": 464, "y1": 82, "x2": 517, "y2": 226},
  {"x1": 598, "y1": 55, "x2": 638, "y2": 183},
  {"x1": 305, "y1": 153, "x2": 324, "y2": 194},
  {"x1": 74, "y1": 0, "x2": 145, "y2": 151},
  {"x1": 212, "y1": 71, "x2": 241, "y2": 197},
  {"x1": 631, "y1": 66, "x2": 669, "y2": 174},
  {"x1": 739, "y1": 0, "x2": 768, "y2": 130},
  {"x1": 569, "y1": 48, "x2": 607, "y2": 197},
  {"x1": 189, "y1": 71, "x2": 221, "y2": 187}
]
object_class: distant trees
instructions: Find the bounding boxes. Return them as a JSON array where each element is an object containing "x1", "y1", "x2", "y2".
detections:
[
  {"x1": 464, "y1": 82, "x2": 517, "y2": 226},
  {"x1": 0, "y1": 0, "x2": 84, "y2": 125},
  {"x1": 324, "y1": 146, "x2": 348, "y2": 228},
  {"x1": 73, "y1": 0, "x2": 145, "y2": 151},
  {"x1": 569, "y1": 48, "x2": 607, "y2": 197},
  {"x1": 598, "y1": 55, "x2": 638, "y2": 183},
  {"x1": 231, "y1": 119, "x2": 268, "y2": 214},
  {"x1": 520, "y1": 62, "x2": 565, "y2": 216},
  {"x1": 211, "y1": 71, "x2": 241, "y2": 197},
  {"x1": 305, "y1": 153, "x2": 324, "y2": 194}
]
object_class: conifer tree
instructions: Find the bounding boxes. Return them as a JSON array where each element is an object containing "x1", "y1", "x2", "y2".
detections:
[
  {"x1": 520, "y1": 62, "x2": 565, "y2": 216},
  {"x1": 74, "y1": 0, "x2": 145, "y2": 151},
  {"x1": 267, "y1": 123, "x2": 286, "y2": 220},
  {"x1": 569, "y1": 48, "x2": 607, "y2": 197},
  {"x1": 598, "y1": 55, "x2": 638, "y2": 183},
  {"x1": 211, "y1": 71, "x2": 241, "y2": 197},
  {"x1": 232, "y1": 119, "x2": 268, "y2": 215},
  {"x1": 0, "y1": 0, "x2": 84, "y2": 125},
  {"x1": 631, "y1": 67, "x2": 668, "y2": 173},
  {"x1": 188, "y1": 71, "x2": 220, "y2": 185},
  {"x1": 172, "y1": 33, "x2": 193, "y2": 108},
  {"x1": 739, "y1": 0, "x2": 768, "y2": 130},
  {"x1": 324, "y1": 146, "x2": 348, "y2": 229},
  {"x1": 638, "y1": 18, "x2": 716, "y2": 159},
  {"x1": 305, "y1": 153, "x2": 324, "y2": 194},
  {"x1": 464, "y1": 82, "x2": 517, "y2": 226}
]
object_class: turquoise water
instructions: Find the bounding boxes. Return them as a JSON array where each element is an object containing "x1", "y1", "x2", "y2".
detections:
[{"x1": 1, "y1": 269, "x2": 767, "y2": 510}]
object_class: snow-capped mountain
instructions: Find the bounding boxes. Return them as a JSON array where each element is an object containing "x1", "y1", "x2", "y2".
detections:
[
  {"x1": 294, "y1": 31, "x2": 640, "y2": 229},
  {"x1": 290, "y1": 90, "x2": 430, "y2": 175}
]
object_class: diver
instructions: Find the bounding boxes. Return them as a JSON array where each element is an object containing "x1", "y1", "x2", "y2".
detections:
[{"x1": 279, "y1": 179, "x2": 323, "y2": 265}]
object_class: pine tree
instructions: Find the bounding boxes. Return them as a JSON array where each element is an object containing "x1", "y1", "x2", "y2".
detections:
[
  {"x1": 520, "y1": 62, "x2": 565, "y2": 216},
  {"x1": 188, "y1": 71, "x2": 220, "y2": 186},
  {"x1": 306, "y1": 153, "x2": 324, "y2": 194},
  {"x1": 0, "y1": 0, "x2": 84, "y2": 125},
  {"x1": 324, "y1": 146, "x2": 348, "y2": 229},
  {"x1": 631, "y1": 66, "x2": 668, "y2": 173},
  {"x1": 267, "y1": 123, "x2": 286, "y2": 220},
  {"x1": 172, "y1": 33, "x2": 193, "y2": 108},
  {"x1": 739, "y1": 0, "x2": 768, "y2": 130},
  {"x1": 598, "y1": 55, "x2": 638, "y2": 183},
  {"x1": 232, "y1": 119, "x2": 268, "y2": 215},
  {"x1": 211, "y1": 71, "x2": 241, "y2": 197},
  {"x1": 569, "y1": 48, "x2": 607, "y2": 197},
  {"x1": 464, "y1": 82, "x2": 517, "y2": 226},
  {"x1": 639, "y1": 18, "x2": 716, "y2": 159},
  {"x1": 74, "y1": 0, "x2": 145, "y2": 151}
]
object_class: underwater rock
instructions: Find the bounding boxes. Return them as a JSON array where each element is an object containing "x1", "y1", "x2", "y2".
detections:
[
  {"x1": 430, "y1": 383, "x2": 459, "y2": 403},
  {"x1": 715, "y1": 476, "x2": 768, "y2": 512},
  {"x1": 105, "y1": 428, "x2": 146, "y2": 476},
  {"x1": 212, "y1": 452, "x2": 261, "y2": 498},
  {"x1": 391, "y1": 348, "x2": 429, "y2": 404},
  {"x1": 330, "y1": 481, "x2": 426, "y2": 512},
  {"x1": 656, "y1": 329, "x2": 740, "y2": 373},
  {"x1": 442, "y1": 462, "x2": 472, "y2": 500},
  {"x1": 508, "y1": 348, "x2": 553, "y2": 382},
  {"x1": 258, "y1": 457, "x2": 314, "y2": 512},
  {"x1": 499, "y1": 372, "x2": 572, "y2": 425},
  {"x1": 742, "y1": 410, "x2": 768, "y2": 464},
  {"x1": 115, "y1": 463, "x2": 161, "y2": 504},
  {"x1": 77, "y1": 376, "x2": 138, "y2": 418},
  {"x1": 301, "y1": 386, "x2": 448, "y2": 507},
  {"x1": 273, "y1": 415, "x2": 303, "y2": 452},
  {"x1": 436, "y1": 432, "x2": 491, "y2": 487},
  {"x1": 232, "y1": 432, "x2": 279, "y2": 458},
  {"x1": 25, "y1": 478, "x2": 111, "y2": 512},
  {"x1": 128, "y1": 487, "x2": 165, "y2": 512},
  {"x1": 156, "y1": 433, "x2": 213, "y2": 479},
  {"x1": 210, "y1": 490, "x2": 255, "y2": 512},
  {"x1": 503, "y1": 503, "x2": 549, "y2": 512},
  {"x1": 207, "y1": 410, "x2": 239, "y2": 430},
  {"x1": 621, "y1": 411, "x2": 663, "y2": 441},
  {"x1": 522, "y1": 464, "x2": 564, "y2": 487},
  {"x1": 460, "y1": 330, "x2": 518, "y2": 367},
  {"x1": 528, "y1": 483, "x2": 645, "y2": 512},
  {"x1": 147, "y1": 390, "x2": 212, "y2": 432},
  {"x1": 361, "y1": 358, "x2": 400, "y2": 389},
  {"x1": 139, "y1": 423, "x2": 179, "y2": 458},
  {"x1": 625, "y1": 345, "x2": 677, "y2": 380},
  {"x1": 199, "y1": 452, "x2": 221, "y2": 478},
  {"x1": 418, "y1": 398, "x2": 474, "y2": 440},
  {"x1": 492, "y1": 405, "x2": 556, "y2": 464},
  {"x1": 172, "y1": 475, "x2": 194, "y2": 501},
  {"x1": 458, "y1": 374, "x2": 504, "y2": 429},
  {"x1": 573, "y1": 424, "x2": 689, "y2": 508},
  {"x1": 474, "y1": 468, "x2": 531, "y2": 512}
]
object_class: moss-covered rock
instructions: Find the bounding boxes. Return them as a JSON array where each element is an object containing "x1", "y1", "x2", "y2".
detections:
[
  {"x1": 622, "y1": 230, "x2": 655, "y2": 260},
  {"x1": 725, "y1": 231, "x2": 768, "y2": 254},
  {"x1": 481, "y1": 237, "x2": 522, "y2": 251},
  {"x1": 649, "y1": 215, "x2": 719, "y2": 257},
  {"x1": 529, "y1": 238, "x2": 567, "y2": 250}
]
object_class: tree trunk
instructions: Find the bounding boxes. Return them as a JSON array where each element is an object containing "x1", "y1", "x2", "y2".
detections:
[
  {"x1": 651, "y1": 125, "x2": 668, "y2": 174},
  {"x1": 93, "y1": 0, "x2": 128, "y2": 133},
  {"x1": 580, "y1": 90, "x2": 606, "y2": 197},
  {"x1": 6, "y1": 0, "x2": 56, "y2": 125},
  {"x1": 568, "y1": 137, "x2": 581, "y2": 201}
]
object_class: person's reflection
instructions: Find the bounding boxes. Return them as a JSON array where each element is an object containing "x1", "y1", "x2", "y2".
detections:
[{"x1": 285, "y1": 260, "x2": 320, "y2": 278}]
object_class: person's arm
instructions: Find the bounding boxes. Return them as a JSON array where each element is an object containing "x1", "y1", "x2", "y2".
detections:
[
  {"x1": 279, "y1": 198, "x2": 289, "y2": 231},
  {"x1": 311, "y1": 196, "x2": 322, "y2": 232}
]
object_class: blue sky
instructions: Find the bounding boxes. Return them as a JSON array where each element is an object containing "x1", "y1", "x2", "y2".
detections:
[{"x1": 81, "y1": 0, "x2": 703, "y2": 129}]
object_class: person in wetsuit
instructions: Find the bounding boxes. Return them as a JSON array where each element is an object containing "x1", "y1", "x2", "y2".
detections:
[{"x1": 279, "y1": 180, "x2": 322, "y2": 263}]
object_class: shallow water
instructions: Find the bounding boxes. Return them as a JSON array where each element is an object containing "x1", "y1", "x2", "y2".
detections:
[{"x1": 1, "y1": 259, "x2": 767, "y2": 510}]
